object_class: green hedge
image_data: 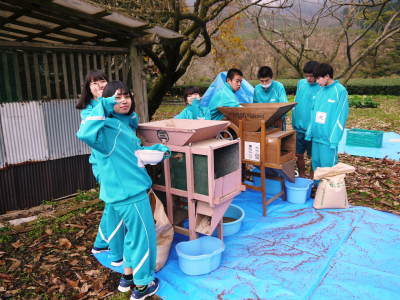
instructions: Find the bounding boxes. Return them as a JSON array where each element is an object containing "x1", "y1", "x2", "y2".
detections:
[{"x1": 172, "y1": 78, "x2": 400, "y2": 96}]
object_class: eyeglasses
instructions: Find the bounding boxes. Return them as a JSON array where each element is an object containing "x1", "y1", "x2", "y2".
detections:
[{"x1": 90, "y1": 80, "x2": 107, "y2": 87}]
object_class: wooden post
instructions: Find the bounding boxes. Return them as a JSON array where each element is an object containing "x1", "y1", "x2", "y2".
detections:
[
  {"x1": 12, "y1": 53, "x2": 22, "y2": 101},
  {"x1": 129, "y1": 42, "x2": 148, "y2": 122},
  {"x1": 23, "y1": 53, "x2": 32, "y2": 100},
  {"x1": 52, "y1": 53, "x2": 61, "y2": 99}
]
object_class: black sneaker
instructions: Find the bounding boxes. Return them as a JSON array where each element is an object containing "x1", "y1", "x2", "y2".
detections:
[
  {"x1": 130, "y1": 278, "x2": 159, "y2": 300},
  {"x1": 118, "y1": 276, "x2": 134, "y2": 293},
  {"x1": 91, "y1": 246, "x2": 109, "y2": 254}
]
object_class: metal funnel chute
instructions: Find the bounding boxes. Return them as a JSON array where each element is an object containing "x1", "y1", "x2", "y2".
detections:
[{"x1": 138, "y1": 119, "x2": 230, "y2": 146}]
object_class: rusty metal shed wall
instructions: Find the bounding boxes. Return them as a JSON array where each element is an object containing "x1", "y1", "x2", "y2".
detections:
[
  {"x1": 0, "y1": 155, "x2": 96, "y2": 214},
  {"x1": 42, "y1": 99, "x2": 90, "y2": 159},
  {"x1": 0, "y1": 114, "x2": 5, "y2": 168},
  {"x1": 0, "y1": 102, "x2": 49, "y2": 164}
]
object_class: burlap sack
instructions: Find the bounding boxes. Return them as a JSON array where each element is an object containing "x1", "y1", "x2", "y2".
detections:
[
  {"x1": 313, "y1": 163, "x2": 355, "y2": 209},
  {"x1": 148, "y1": 190, "x2": 174, "y2": 271}
]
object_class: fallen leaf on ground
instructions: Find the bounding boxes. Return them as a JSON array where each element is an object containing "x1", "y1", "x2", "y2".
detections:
[{"x1": 59, "y1": 238, "x2": 72, "y2": 249}]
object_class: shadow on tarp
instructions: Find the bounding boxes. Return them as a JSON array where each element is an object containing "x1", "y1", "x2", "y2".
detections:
[
  {"x1": 94, "y1": 189, "x2": 400, "y2": 300},
  {"x1": 338, "y1": 129, "x2": 400, "y2": 161}
]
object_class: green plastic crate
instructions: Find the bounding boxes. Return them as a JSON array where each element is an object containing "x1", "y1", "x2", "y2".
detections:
[{"x1": 346, "y1": 128, "x2": 383, "y2": 148}]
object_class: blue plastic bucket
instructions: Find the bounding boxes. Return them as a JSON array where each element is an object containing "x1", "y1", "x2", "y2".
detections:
[
  {"x1": 222, "y1": 204, "x2": 245, "y2": 237},
  {"x1": 175, "y1": 236, "x2": 225, "y2": 275},
  {"x1": 285, "y1": 177, "x2": 314, "y2": 204}
]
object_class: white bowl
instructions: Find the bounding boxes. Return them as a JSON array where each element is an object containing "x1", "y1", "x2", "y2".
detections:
[{"x1": 135, "y1": 149, "x2": 164, "y2": 165}]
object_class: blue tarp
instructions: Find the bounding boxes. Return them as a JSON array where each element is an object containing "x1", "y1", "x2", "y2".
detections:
[
  {"x1": 339, "y1": 129, "x2": 400, "y2": 161},
  {"x1": 95, "y1": 189, "x2": 400, "y2": 299},
  {"x1": 200, "y1": 72, "x2": 254, "y2": 107}
]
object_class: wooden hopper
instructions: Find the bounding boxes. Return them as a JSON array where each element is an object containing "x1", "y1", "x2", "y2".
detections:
[{"x1": 218, "y1": 103, "x2": 296, "y2": 131}]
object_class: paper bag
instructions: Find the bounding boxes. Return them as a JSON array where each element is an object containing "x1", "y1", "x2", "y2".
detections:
[
  {"x1": 148, "y1": 190, "x2": 174, "y2": 271},
  {"x1": 313, "y1": 163, "x2": 355, "y2": 209},
  {"x1": 314, "y1": 174, "x2": 349, "y2": 209}
]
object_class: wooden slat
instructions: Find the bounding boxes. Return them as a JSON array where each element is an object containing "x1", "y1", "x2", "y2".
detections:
[
  {"x1": 130, "y1": 46, "x2": 148, "y2": 121},
  {"x1": 12, "y1": 53, "x2": 22, "y2": 100},
  {"x1": 33, "y1": 53, "x2": 41, "y2": 99},
  {"x1": 100, "y1": 54, "x2": 105, "y2": 71},
  {"x1": 92, "y1": 53, "x2": 97, "y2": 70},
  {"x1": 52, "y1": 53, "x2": 61, "y2": 99},
  {"x1": 107, "y1": 54, "x2": 112, "y2": 81},
  {"x1": 122, "y1": 54, "x2": 128, "y2": 83},
  {"x1": 61, "y1": 53, "x2": 69, "y2": 98},
  {"x1": 2, "y1": 53, "x2": 12, "y2": 100},
  {"x1": 69, "y1": 53, "x2": 77, "y2": 98},
  {"x1": 78, "y1": 53, "x2": 84, "y2": 93},
  {"x1": 23, "y1": 53, "x2": 32, "y2": 100},
  {"x1": 115, "y1": 55, "x2": 120, "y2": 81},
  {"x1": 43, "y1": 53, "x2": 51, "y2": 99},
  {"x1": 85, "y1": 54, "x2": 91, "y2": 76}
]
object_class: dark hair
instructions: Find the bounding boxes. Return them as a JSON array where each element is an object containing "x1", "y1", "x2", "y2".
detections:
[
  {"x1": 76, "y1": 70, "x2": 107, "y2": 109},
  {"x1": 226, "y1": 68, "x2": 243, "y2": 81},
  {"x1": 102, "y1": 81, "x2": 135, "y2": 115},
  {"x1": 303, "y1": 61, "x2": 319, "y2": 74},
  {"x1": 183, "y1": 86, "x2": 202, "y2": 104},
  {"x1": 313, "y1": 63, "x2": 334, "y2": 78},
  {"x1": 257, "y1": 66, "x2": 273, "y2": 79}
]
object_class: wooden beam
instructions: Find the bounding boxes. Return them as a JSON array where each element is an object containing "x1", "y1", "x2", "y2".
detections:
[
  {"x1": 2, "y1": 53, "x2": 12, "y2": 100},
  {"x1": 33, "y1": 52, "x2": 41, "y2": 99},
  {"x1": 61, "y1": 53, "x2": 69, "y2": 98},
  {"x1": 69, "y1": 53, "x2": 77, "y2": 98},
  {"x1": 23, "y1": 52, "x2": 32, "y2": 100},
  {"x1": 43, "y1": 53, "x2": 52, "y2": 99},
  {"x1": 129, "y1": 43, "x2": 148, "y2": 122},
  {"x1": 0, "y1": 40, "x2": 129, "y2": 53},
  {"x1": 52, "y1": 53, "x2": 61, "y2": 99},
  {"x1": 77, "y1": 53, "x2": 84, "y2": 93},
  {"x1": 12, "y1": 53, "x2": 22, "y2": 100}
]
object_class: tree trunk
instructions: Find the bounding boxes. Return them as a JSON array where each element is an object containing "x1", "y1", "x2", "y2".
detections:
[{"x1": 147, "y1": 73, "x2": 176, "y2": 119}]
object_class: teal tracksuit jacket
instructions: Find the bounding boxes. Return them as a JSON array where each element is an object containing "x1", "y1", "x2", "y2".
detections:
[
  {"x1": 305, "y1": 80, "x2": 349, "y2": 169},
  {"x1": 253, "y1": 81, "x2": 288, "y2": 103},
  {"x1": 208, "y1": 82, "x2": 240, "y2": 120},
  {"x1": 175, "y1": 99, "x2": 212, "y2": 120},
  {"x1": 292, "y1": 79, "x2": 321, "y2": 133},
  {"x1": 81, "y1": 98, "x2": 139, "y2": 253}
]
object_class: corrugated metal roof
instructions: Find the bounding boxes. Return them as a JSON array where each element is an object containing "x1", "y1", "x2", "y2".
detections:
[
  {"x1": 42, "y1": 99, "x2": 90, "y2": 159},
  {"x1": 0, "y1": 0, "x2": 182, "y2": 46},
  {"x1": 0, "y1": 102, "x2": 49, "y2": 164}
]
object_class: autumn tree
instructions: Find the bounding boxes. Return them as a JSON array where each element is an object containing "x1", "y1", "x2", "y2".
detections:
[
  {"x1": 249, "y1": 0, "x2": 400, "y2": 81},
  {"x1": 94, "y1": 0, "x2": 291, "y2": 118}
]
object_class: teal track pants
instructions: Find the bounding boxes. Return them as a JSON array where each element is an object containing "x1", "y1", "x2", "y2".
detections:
[
  {"x1": 311, "y1": 141, "x2": 338, "y2": 170},
  {"x1": 108, "y1": 194, "x2": 157, "y2": 286},
  {"x1": 93, "y1": 204, "x2": 124, "y2": 262}
]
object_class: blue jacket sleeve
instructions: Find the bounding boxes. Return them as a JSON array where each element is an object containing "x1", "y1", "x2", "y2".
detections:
[
  {"x1": 175, "y1": 106, "x2": 191, "y2": 119},
  {"x1": 329, "y1": 89, "x2": 349, "y2": 148},
  {"x1": 76, "y1": 96, "x2": 116, "y2": 155},
  {"x1": 278, "y1": 83, "x2": 288, "y2": 103},
  {"x1": 253, "y1": 85, "x2": 261, "y2": 103}
]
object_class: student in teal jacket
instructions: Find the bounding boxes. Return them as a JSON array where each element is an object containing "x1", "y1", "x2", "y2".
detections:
[
  {"x1": 76, "y1": 70, "x2": 123, "y2": 263},
  {"x1": 292, "y1": 61, "x2": 321, "y2": 178},
  {"x1": 305, "y1": 63, "x2": 349, "y2": 171},
  {"x1": 175, "y1": 86, "x2": 211, "y2": 120},
  {"x1": 208, "y1": 68, "x2": 242, "y2": 120},
  {"x1": 77, "y1": 81, "x2": 169, "y2": 299},
  {"x1": 253, "y1": 66, "x2": 288, "y2": 103}
]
